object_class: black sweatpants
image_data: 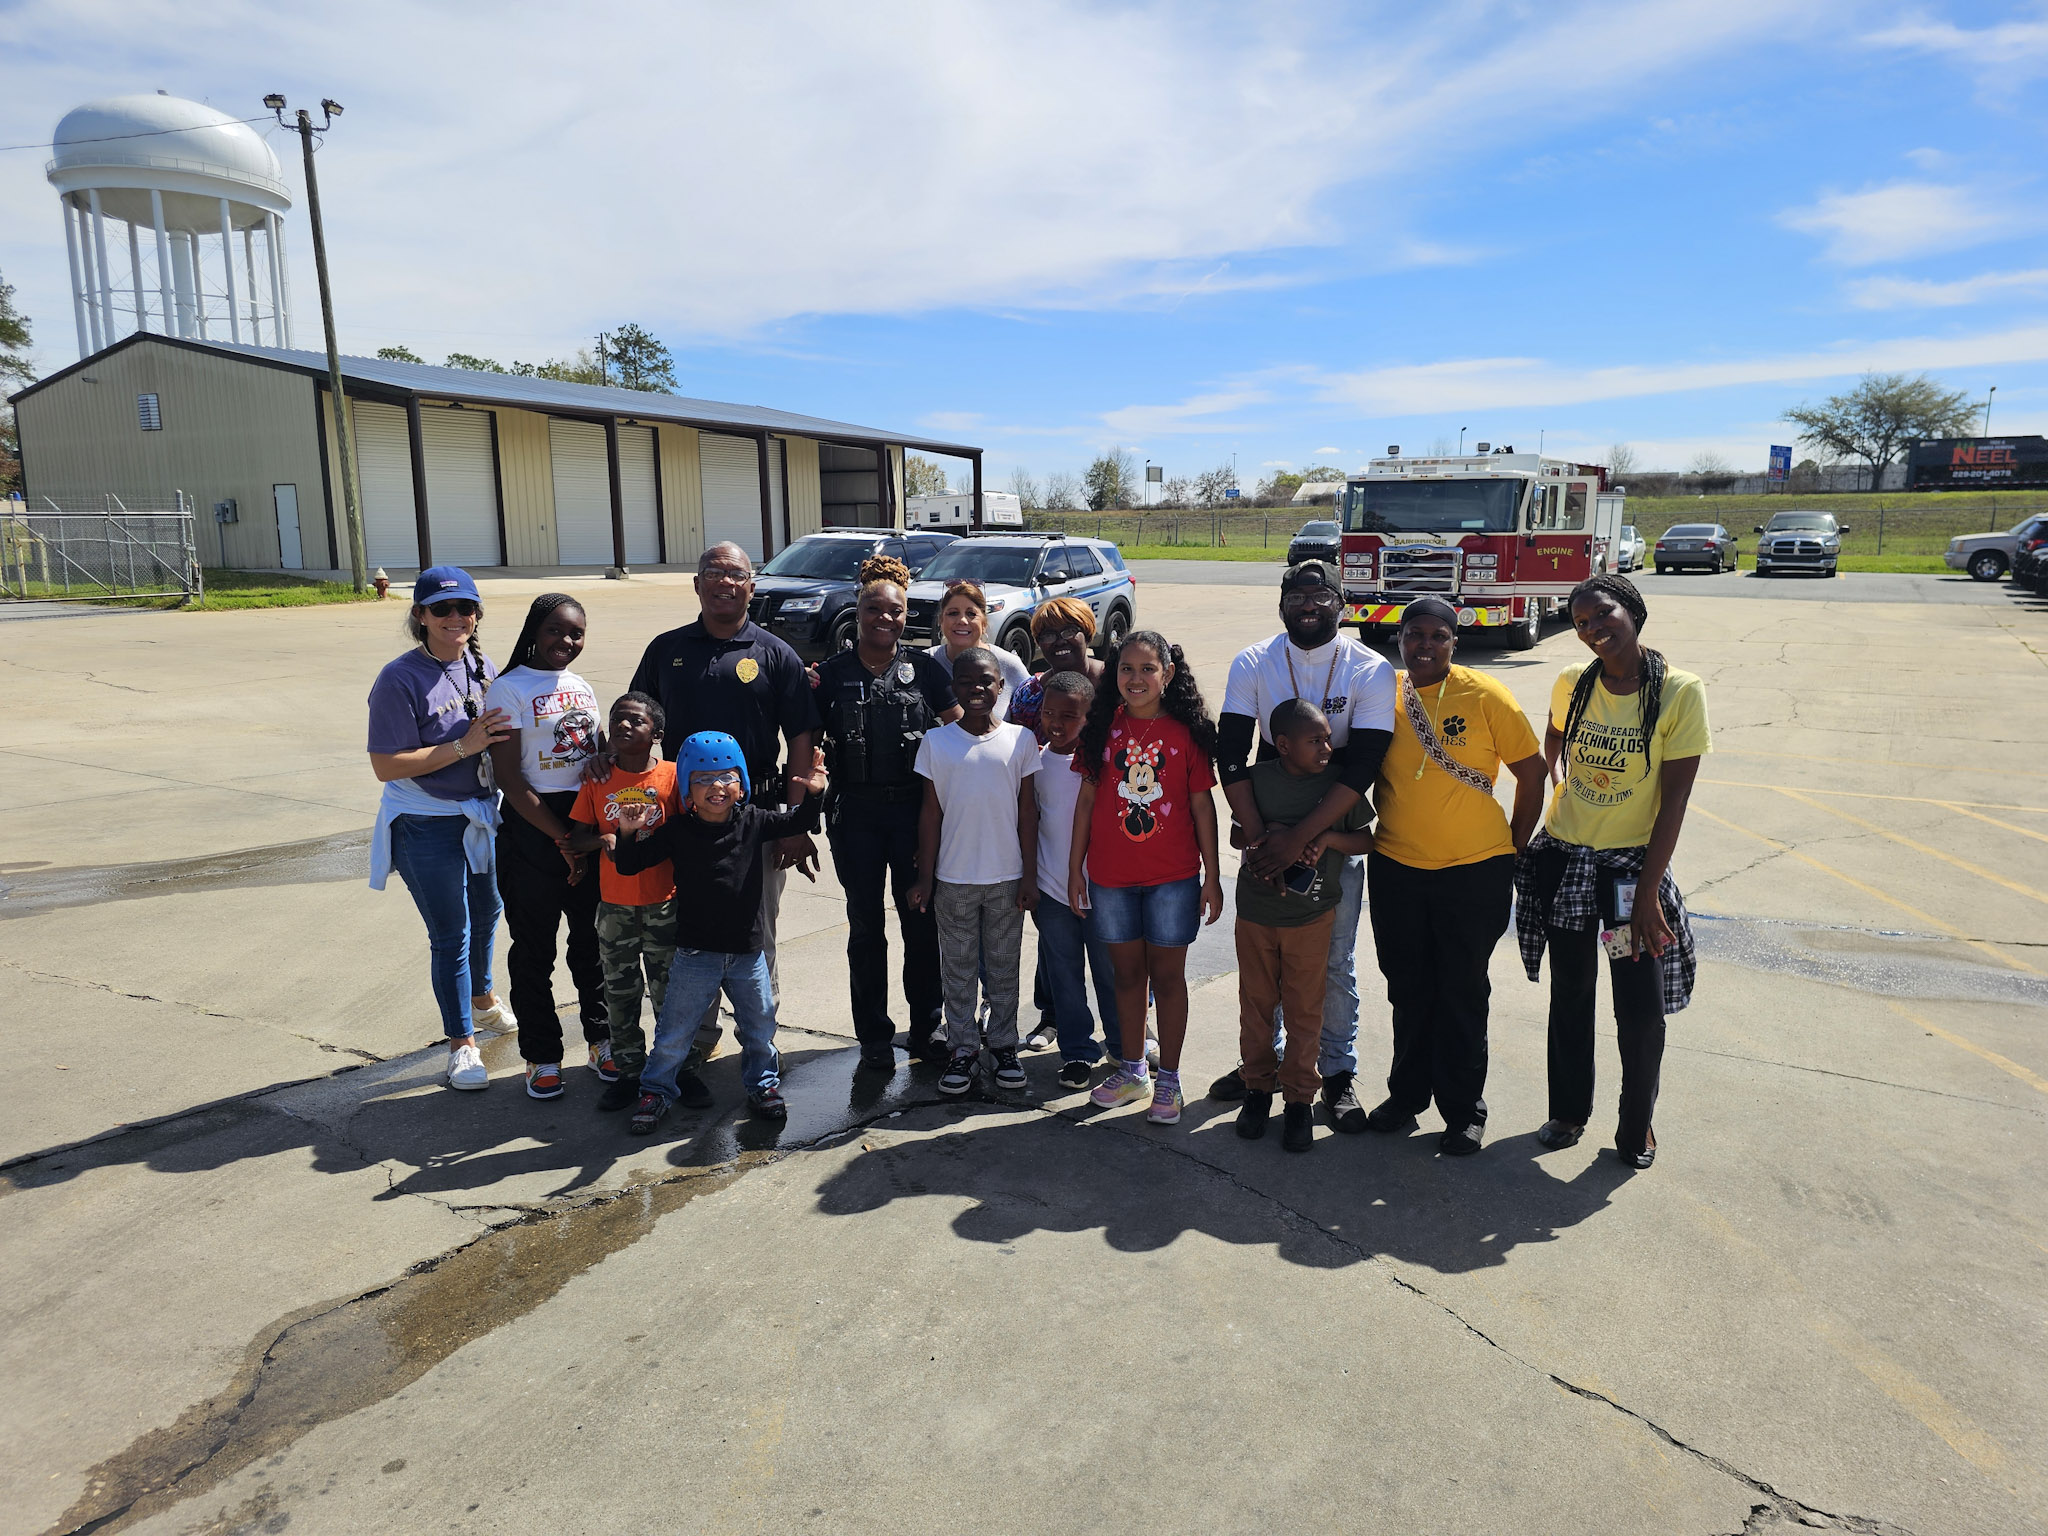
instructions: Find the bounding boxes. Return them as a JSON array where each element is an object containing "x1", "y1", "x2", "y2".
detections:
[
  {"x1": 1368, "y1": 852, "x2": 1513, "y2": 1132},
  {"x1": 497, "y1": 789, "x2": 605, "y2": 1065},
  {"x1": 826, "y1": 789, "x2": 942, "y2": 1048},
  {"x1": 1544, "y1": 921, "x2": 1665, "y2": 1155}
]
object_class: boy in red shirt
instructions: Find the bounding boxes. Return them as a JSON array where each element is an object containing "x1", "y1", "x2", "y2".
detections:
[{"x1": 569, "y1": 692, "x2": 680, "y2": 1109}]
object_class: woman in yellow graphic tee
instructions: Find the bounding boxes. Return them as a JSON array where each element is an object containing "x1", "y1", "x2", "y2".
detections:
[
  {"x1": 1513, "y1": 574, "x2": 1710, "y2": 1170},
  {"x1": 1365, "y1": 597, "x2": 1548, "y2": 1157}
]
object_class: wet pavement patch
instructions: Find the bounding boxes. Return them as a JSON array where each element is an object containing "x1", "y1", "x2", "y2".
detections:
[
  {"x1": 0, "y1": 831, "x2": 370, "y2": 920},
  {"x1": 1691, "y1": 911, "x2": 2048, "y2": 1007}
]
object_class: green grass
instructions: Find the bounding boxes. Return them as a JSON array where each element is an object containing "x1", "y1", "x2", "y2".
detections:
[
  {"x1": 1, "y1": 568, "x2": 377, "y2": 611},
  {"x1": 1124, "y1": 543, "x2": 1284, "y2": 563}
]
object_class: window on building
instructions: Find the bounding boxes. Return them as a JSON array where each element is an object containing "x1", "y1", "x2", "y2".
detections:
[{"x1": 137, "y1": 393, "x2": 162, "y2": 432}]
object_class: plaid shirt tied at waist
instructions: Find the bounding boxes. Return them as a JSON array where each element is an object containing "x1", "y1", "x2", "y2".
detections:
[{"x1": 1513, "y1": 828, "x2": 1696, "y2": 1014}]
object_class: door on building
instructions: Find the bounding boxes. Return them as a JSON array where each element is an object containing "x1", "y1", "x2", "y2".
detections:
[
  {"x1": 700, "y1": 431, "x2": 765, "y2": 561},
  {"x1": 352, "y1": 401, "x2": 420, "y2": 569},
  {"x1": 273, "y1": 484, "x2": 303, "y2": 570},
  {"x1": 420, "y1": 407, "x2": 502, "y2": 566},
  {"x1": 617, "y1": 425, "x2": 661, "y2": 566},
  {"x1": 819, "y1": 442, "x2": 884, "y2": 527},
  {"x1": 548, "y1": 418, "x2": 613, "y2": 565}
]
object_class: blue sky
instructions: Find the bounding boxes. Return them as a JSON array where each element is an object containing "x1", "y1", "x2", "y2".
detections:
[{"x1": 4, "y1": 1, "x2": 2045, "y2": 489}]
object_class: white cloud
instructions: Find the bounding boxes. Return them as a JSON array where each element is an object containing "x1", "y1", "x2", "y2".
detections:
[
  {"x1": 1099, "y1": 389, "x2": 1269, "y2": 438},
  {"x1": 0, "y1": 0, "x2": 1797, "y2": 361},
  {"x1": 1779, "y1": 182, "x2": 2027, "y2": 265},
  {"x1": 1312, "y1": 446, "x2": 1343, "y2": 455},
  {"x1": 1866, "y1": 14, "x2": 2048, "y2": 62},
  {"x1": 1311, "y1": 323, "x2": 2048, "y2": 415},
  {"x1": 1847, "y1": 268, "x2": 2048, "y2": 309}
]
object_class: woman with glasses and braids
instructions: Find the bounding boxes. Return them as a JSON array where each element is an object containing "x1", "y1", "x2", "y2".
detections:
[
  {"x1": 1515, "y1": 573, "x2": 1710, "y2": 1169},
  {"x1": 366, "y1": 568, "x2": 514, "y2": 1092},
  {"x1": 484, "y1": 592, "x2": 610, "y2": 1102}
]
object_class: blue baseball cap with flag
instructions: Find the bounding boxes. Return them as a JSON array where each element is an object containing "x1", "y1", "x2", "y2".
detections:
[{"x1": 413, "y1": 565, "x2": 482, "y2": 606}]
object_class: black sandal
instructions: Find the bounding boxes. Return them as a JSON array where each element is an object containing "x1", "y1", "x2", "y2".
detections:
[
  {"x1": 1619, "y1": 1129, "x2": 1656, "y2": 1169},
  {"x1": 1535, "y1": 1119, "x2": 1585, "y2": 1149}
]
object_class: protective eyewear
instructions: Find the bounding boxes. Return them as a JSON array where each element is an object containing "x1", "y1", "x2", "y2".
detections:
[
  {"x1": 427, "y1": 599, "x2": 480, "y2": 618},
  {"x1": 690, "y1": 770, "x2": 744, "y2": 788}
]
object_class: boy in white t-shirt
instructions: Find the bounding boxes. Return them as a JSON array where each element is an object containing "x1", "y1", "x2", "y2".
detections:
[
  {"x1": 1030, "y1": 671, "x2": 1123, "y2": 1089},
  {"x1": 910, "y1": 647, "x2": 1040, "y2": 1098}
]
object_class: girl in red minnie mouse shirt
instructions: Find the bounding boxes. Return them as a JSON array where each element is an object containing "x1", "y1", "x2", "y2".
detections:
[{"x1": 1068, "y1": 630, "x2": 1223, "y2": 1126}]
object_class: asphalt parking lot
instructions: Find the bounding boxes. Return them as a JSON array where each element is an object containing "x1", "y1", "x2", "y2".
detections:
[{"x1": 3, "y1": 564, "x2": 2045, "y2": 1535}]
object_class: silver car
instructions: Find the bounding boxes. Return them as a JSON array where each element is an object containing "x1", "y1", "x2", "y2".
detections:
[
  {"x1": 1753, "y1": 510, "x2": 1845, "y2": 577},
  {"x1": 1615, "y1": 525, "x2": 1646, "y2": 572},
  {"x1": 1946, "y1": 516, "x2": 2048, "y2": 581}
]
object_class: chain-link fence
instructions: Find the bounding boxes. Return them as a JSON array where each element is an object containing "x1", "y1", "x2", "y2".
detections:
[{"x1": 0, "y1": 496, "x2": 203, "y2": 603}]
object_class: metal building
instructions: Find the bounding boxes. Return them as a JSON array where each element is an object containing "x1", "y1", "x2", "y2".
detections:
[{"x1": 7, "y1": 334, "x2": 984, "y2": 572}]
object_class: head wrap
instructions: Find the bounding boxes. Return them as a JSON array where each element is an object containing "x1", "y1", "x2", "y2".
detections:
[{"x1": 1399, "y1": 596, "x2": 1460, "y2": 630}]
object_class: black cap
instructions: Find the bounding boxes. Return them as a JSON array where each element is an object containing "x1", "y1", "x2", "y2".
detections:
[
  {"x1": 1399, "y1": 596, "x2": 1460, "y2": 629},
  {"x1": 1280, "y1": 559, "x2": 1340, "y2": 593}
]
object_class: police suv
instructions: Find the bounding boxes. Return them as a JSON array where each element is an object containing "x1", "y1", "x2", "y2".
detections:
[{"x1": 904, "y1": 532, "x2": 1137, "y2": 662}]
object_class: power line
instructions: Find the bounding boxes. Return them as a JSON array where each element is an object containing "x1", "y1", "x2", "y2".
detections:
[{"x1": 0, "y1": 114, "x2": 273, "y2": 154}]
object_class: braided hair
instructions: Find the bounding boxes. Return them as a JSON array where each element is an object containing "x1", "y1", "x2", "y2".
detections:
[
  {"x1": 857, "y1": 553, "x2": 913, "y2": 591},
  {"x1": 1559, "y1": 574, "x2": 1665, "y2": 775},
  {"x1": 504, "y1": 592, "x2": 587, "y2": 673},
  {"x1": 1078, "y1": 629, "x2": 1217, "y2": 779}
]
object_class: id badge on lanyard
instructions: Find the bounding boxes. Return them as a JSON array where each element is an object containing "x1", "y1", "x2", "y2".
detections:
[{"x1": 1599, "y1": 871, "x2": 1638, "y2": 959}]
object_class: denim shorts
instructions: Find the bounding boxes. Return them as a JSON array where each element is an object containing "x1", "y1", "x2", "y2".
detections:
[{"x1": 1087, "y1": 875, "x2": 1201, "y2": 947}]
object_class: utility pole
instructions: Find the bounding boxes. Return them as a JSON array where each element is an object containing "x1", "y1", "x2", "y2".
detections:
[
  {"x1": 597, "y1": 331, "x2": 610, "y2": 387},
  {"x1": 1984, "y1": 385, "x2": 1997, "y2": 436},
  {"x1": 1458, "y1": 427, "x2": 1467, "y2": 455},
  {"x1": 268, "y1": 94, "x2": 365, "y2": 590}
]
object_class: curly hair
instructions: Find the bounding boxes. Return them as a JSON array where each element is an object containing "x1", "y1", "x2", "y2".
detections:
[
  {"x1": 1078, "y1": 629, "x2": 1217, "y2": 780},
  {"x1": 1029, "y1": 595, "x2": 1096, "y2": 642},
  {"x1": 857, "y1": 553, "x2": 913, "y2": 591},
  {"x1": 1559, "y1": 573, "x2": 1665, "y2": 777},
  {"x1": 504, "y1": 592, "x2": 588, "y2": 673}
]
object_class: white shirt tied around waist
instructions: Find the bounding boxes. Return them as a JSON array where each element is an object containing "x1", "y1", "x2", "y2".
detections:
[
  {"x1": 1221, "y1": 631, "x2": 1395, "y2": 748},
  {"x1": 368, "y1": 775, "x2": 501, "y2": 891}
]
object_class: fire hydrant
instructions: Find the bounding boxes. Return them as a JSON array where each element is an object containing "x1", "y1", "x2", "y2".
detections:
[{"x1": 372, "y1": 567, "x2": 390, "y2": 599}]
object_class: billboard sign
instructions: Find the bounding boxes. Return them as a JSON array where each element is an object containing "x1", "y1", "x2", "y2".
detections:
[
  {"x1": 1767, "y1": 445, "x2": 1792, "y2": 482},
  {"x1": 1145, "y1": 465, "x2": 1163, "y2": 483},
  {"x1": 1906, "y1": 436, "x2": 2048, "y2": 490}
]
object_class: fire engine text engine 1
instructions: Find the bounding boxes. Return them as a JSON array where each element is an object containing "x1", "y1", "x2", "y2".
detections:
[{"x1": 1337, "y1": 449, "x2": 1625, "y2": 650}]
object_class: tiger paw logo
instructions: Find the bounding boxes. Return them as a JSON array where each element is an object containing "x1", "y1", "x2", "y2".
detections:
[
  {"x1": 1439, "y1": 713, "x2": 1467, "y2": 746},
  {"x1": 1115, "y1": 739, "x2": 1165, "y2": 841}
]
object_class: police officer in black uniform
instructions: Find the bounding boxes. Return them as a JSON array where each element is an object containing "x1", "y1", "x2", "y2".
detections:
[{"x1": 812, "y1": 553, "x2": 960, "y2": 1070}]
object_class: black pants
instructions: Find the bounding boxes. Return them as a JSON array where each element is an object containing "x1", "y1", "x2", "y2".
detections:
[
  {"x1": 1545, "y1": 922, "x2": 1665, "y2": 1155},
  {"x1": 826, "y1": 790, "x2": 942, "y2": 1048},
  {"x1": 497, "y1": 790, "x2": 605, "y2": 1064},
  {"x1": 1368, "y1": 852, "x2": 1513, "y2": 1131}
]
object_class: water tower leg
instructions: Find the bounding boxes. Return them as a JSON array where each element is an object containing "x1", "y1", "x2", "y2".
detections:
[
  {"x1": 263, "y1": 214, "x2": 286, "y2": 347},
  {"x1": 243, "y1": 227, "x2": 260, "y2": 339},
  {"x1": 78, "y1": 200, "x2": 106, "y2": 353},
  {"x1": 187, "y1": 233, "x2": 208, "y2": 339},
  {"x1": 128, "y1": 221, "x2": 146, "y2": 333},
  {"x1": 273, "y1": 216, "x2": 294, "y2": 348},
  {"x1": 171, "y1": 231, "x2": 198, "y2": 338},
  {"x1": 151, "y1": 192, "x2": 174, "y2": 339},
  {"x1": 62, "y1": 196, "x2": 90, "y2": 357},
  {"x1": 218, "y1": 199, "x2": 241, "y2": 344},
  {"x1": 87, "y1": 189, "x2": 117, "y2": 344}
]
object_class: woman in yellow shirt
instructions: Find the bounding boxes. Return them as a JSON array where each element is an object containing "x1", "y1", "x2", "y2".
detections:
[
  {"x1": 1514, "y1": 574, "x2": 1709, "y2": 1170},
  {"x1": 1364, "y1": 597, "x2": 1547, "y2": 1156}
]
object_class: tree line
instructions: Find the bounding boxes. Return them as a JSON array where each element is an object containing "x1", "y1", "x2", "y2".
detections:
[{"x1": 375, "y1": 321, "x2": 677, "y2": 392}]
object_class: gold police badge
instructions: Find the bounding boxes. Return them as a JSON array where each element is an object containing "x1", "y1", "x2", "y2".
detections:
[{"x1": 735, "y1": 657, "x2": 760, "y2": 684}]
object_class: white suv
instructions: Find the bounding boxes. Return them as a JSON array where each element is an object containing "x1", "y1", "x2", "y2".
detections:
[{"x1": 905, "y1": 534, "x2": 1137, "y2": 661}]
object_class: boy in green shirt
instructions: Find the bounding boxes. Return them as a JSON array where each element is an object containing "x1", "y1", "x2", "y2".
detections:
[{"x1": 1233, "y1": 699, "x2": 1374, "y2": 1151}]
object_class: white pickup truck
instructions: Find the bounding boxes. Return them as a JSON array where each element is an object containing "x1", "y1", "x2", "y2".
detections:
[{"x1": 1945, "y1": 516, "x2": 2048, "y2": 581}]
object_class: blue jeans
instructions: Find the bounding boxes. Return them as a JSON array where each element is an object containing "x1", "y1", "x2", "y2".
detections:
[
  {"x1": 645, "y1": 948, "x2": 780, "y2": 1101},
  {"x1": 1272, "y1": 852, "x2": 1363, "y2": 1077},
  {"x1": 1087, "y1": 875, "x2": 1203, "y2": 947},
  {"x1": 388, "y1": 812, "x2": 500, "y2": 1040},
  {"x1": 1031, "y1": 894, "x2": 1121, "y2": 1063}
]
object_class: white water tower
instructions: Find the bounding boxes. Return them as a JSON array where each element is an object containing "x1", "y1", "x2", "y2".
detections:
[{"x1": 47, "y1": 92, "x2": 293, "y2": 360}]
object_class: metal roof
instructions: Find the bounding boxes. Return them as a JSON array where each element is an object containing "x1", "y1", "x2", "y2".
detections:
[{"x1": 10, "y1": 333, "x2": 982, "y2": 457}]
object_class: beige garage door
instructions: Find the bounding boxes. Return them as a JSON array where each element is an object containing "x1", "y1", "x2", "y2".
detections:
[
  {"x1": 420, "y1": 407, "x2": 500, "y2": 566},
  {"x1": 617, "y1": 425, "x2": 660, "y2": 566},
  {"x1": 549, "y1": 418, "x2": 613, "y2": 565},
  {"x1": 700, "y1": 432, "x2": 764, "y2": 561},
  {"x1": 352, "y1": 401, "x2": 419, "y2": 569}
]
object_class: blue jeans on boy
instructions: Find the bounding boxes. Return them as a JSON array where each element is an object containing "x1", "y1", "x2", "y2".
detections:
[
  {"x1": 388, "y1": 811, "x2": 501, "y2": 1040},
  {"x1": 1271, "y1": 852, "x2": 1364, "y2": 1077},
  {"x1": 643, "y1": 947, "x2": 780, "y2": 1102},
  {"x1": 1031, "y1": 894, "x2": 1121, "y2": 1063}
]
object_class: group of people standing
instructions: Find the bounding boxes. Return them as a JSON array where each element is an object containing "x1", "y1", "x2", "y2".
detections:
[{"x1": 367, "y1": 544, "x2": 1708, "y2": 1168}]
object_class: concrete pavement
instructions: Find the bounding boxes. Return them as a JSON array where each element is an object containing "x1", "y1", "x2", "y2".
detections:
[{"x1": 3, "y1": 571, "x2": 2046, "y2": 1535}]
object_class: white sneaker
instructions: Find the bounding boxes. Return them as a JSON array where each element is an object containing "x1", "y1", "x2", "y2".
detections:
[
  {"x1": 446, "y1": 1040, "x2": 489, "y2": 1091},
  {"x1": 471, "y1": 997, "x2": 516, "y2": 1031}
]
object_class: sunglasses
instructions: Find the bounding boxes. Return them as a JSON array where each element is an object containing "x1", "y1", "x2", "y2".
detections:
[{"x1": 427, "y1": 600, "x2": 479, "y2": 618}]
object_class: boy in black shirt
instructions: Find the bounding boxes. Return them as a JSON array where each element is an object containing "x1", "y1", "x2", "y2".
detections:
[{"x1": 611, "y1": 732, "x2": 822, "y2": 1130}]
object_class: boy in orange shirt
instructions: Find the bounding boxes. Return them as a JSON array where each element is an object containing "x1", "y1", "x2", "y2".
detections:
[{"x1": 569, "y1": 692, "x2": 680, "y2": 1109}]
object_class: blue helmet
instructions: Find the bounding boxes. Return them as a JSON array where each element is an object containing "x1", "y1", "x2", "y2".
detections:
[{"x1": 679, "y1": 731, "x2": 750, "y2": 800}]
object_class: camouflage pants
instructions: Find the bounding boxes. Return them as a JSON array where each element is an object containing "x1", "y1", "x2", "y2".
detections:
[{"x1": 596, "y1": 899, "x2": 676, "y2": 1079}]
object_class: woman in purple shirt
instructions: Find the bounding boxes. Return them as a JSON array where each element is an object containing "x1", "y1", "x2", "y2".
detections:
[{"x1": 366, "y1": 567, "x2": 515, "y2": 1091}]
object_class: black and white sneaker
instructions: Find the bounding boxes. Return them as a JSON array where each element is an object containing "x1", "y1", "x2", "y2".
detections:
[
  {"x1": 1440, "y1": 1122, "x2": 1484, "y2": 1157},
  {"x1": 990, "y1": 1047, "x2": 1027, "y2": 1092},
  {"x1": 1056, "y1": 1059, "x2": 1094, "y2": 1090},
  {"x1": 938, "y1": 1048, "x2": 979, "y2": 1096},
  {"x1": 1023, "y1": 1020, "x2": 1058, "y2": 1051},
  {"x1": 1323, "y1": 1071, "x2": 1368, "y2": 1133}
]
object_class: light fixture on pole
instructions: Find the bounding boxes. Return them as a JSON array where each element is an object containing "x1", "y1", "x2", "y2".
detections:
[
  {"x1": 269, "y1": 93, "x2": 366, "y2": 591},
  {"x1": 1457, "y1": 427, "x2": 1467, "y2": 455},
  {"x1": 1984, "y1": 385, "x2": 1997, "y2": 436}
]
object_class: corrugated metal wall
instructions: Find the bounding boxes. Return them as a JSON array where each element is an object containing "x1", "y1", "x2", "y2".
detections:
[
  {"x1": 657, "y1": 424, "x2": 702, "y2": 566},
  {"x1": 16, "y1": 338, "x2": 325, "y2": 569},
  {"x1": 491, "y1": 407, "x2": 557, "y2": 565},
  {"x1": 784, "y1": 435, "x2": 822, "y2": 540}
]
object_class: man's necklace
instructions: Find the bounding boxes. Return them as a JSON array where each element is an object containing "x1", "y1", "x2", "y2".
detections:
[{"x1": 1285, "y1": 639, "x2": 1340, "y2": 711}]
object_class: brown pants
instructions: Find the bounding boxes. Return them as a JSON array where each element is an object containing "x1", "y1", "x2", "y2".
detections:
[{"x1": 1236, "y1": 910, "x2": 1336, "y2": 1104}]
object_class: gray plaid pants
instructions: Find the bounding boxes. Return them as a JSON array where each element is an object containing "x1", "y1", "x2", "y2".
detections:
[{"x1": 934, "y1": 878, "x2": 1024, "y2": 1053}]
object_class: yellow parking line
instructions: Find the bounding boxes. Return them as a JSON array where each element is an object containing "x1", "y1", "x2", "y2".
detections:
[
  {"x1": 1770, "y1": 788, "x2": 2048, "y2": 910},
  {"x1": 1886, "y1": 1000, "x2": 2048, "y2": 1097},
  {"x1": 1688, "y1": 806, "x2": 2037, "y2": 973},
  {"x1": 1937, "y1": 802, "x2": 2048, "y2": 846},
  {"x1": 1699, "y1": 780, "x2": 2048, "y2": 815},
  {"x1": 1717, "y1": 748, "x2": 2048, "y2": 780}
]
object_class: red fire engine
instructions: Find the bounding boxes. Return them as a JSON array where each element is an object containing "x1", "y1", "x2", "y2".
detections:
[{"x1": 1337, "y1": 448, "x2": 1625, "y2": 649}]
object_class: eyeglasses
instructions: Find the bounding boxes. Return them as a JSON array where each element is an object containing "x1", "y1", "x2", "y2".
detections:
[
  {"x1": 691, "y1": 770, "x2": 744, "y2": 788},
  {"x1": 1043, "y1": 627, "x2": 1090, "y2": 647},
  {"x1": 700, "y1": 565, "x2": 752, "y2": 586},
  {"x1": 1281, "y1": 588, "x2": 1339, "y2": 609},
  {"x1": 427, "y1": 599, "x2": 479, "y2": 618}
]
